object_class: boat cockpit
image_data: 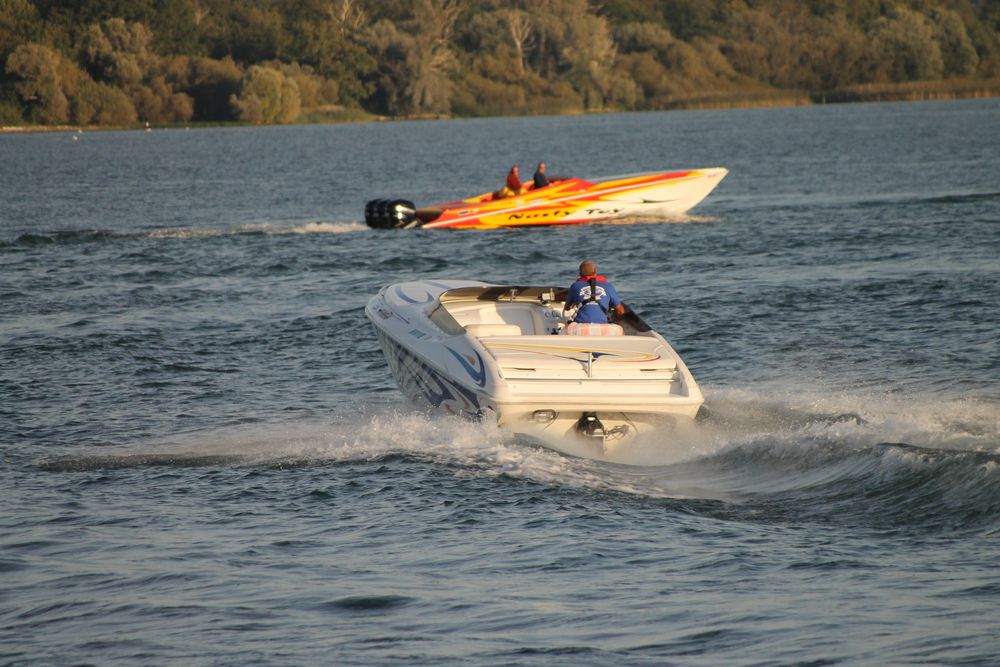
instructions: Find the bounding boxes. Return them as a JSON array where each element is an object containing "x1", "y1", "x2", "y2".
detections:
[{"x1": 428, "y1": 285, "x2": 653, "y2": 338}]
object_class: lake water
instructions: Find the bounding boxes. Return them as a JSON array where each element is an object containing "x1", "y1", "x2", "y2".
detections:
[{"x1": 2, "y1": 99, "x2": 999, "y2": 665}]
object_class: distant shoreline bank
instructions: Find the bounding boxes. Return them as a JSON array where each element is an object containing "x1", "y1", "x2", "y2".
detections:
[{"x1": 3, "y1": 80, "x2": 998, "y2": 134}]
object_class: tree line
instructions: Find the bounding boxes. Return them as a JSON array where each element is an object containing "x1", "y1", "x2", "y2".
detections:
[{"x1": 1, "y1": 0, "x2": 998, "y2": 127}]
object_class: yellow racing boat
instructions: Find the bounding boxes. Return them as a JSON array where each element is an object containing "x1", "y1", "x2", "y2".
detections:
[{"x1": 364, "y1": 167, "x2": 727, "y2": 229}]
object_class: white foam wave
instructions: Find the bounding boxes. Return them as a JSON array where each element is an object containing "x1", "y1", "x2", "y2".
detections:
[
  {"x1": 46, "y1": 390, "x2": 999, "y2": 502},
  {"x1": 700, "y1": 387, "x2": 1000, "y2": 454},
  {"x1": 598, "y1": 213, "x2": 718, "y2": 226},
  {"x1": 144, "y1": 221, "x2": 366, "y2": 239},
  {"x1": 280, "y1": 221, "x2": 368, "y2": 235},
  {"x1": 203, "y1": 411, "x2": 663, "y2": 492},
  {"x1": 53, "y1": 409, "x2": 706, "y2": 499}
]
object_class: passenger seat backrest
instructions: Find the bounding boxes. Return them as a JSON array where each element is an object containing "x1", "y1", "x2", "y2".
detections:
[
  {"x1": 495, "y1": 304, "x2": 538, "y2": 334},
  {"x1": 564, "y1": 322, "x2": 624, "y2": 336}
]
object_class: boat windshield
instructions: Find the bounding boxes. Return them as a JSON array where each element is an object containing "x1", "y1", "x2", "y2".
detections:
[
  {"x1": 427, "y1": 303, "x2": 465, "y2": 335},
  {"x1": 439, "y1": 285, "x2": 569, "y2": 305}
]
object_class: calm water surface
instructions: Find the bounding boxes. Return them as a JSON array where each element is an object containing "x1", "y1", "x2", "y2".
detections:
[{"x1": 2, "y1": 100, "x2": 999, "y2": 665}]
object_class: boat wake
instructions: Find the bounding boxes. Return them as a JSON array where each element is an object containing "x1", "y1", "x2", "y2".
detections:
[
  {"x1": 143, "y1": 221, "x2": 367, "y2": 239},
  {"x1": 738, "y1": 188, "x2": 1000, "y2": 213},
  {"x1": 3, "y1": 213, "x2": 723, "y2": 247},
  {"x1": 6, "y1": 221, "x2": 367, "y2": 246},
  {"x1": 596, "y1": 213, "x2": 718, "y2": 225},
  {"x1": 36, "y1": 388, "x2": 1000, "y2": 531}
]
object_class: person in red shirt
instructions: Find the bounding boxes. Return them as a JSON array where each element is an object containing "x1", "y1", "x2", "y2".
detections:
[
  {"x1": 496, "y1": 166, "x2": 523, "y2": 199},
  {"x1": 506, "y1": 166, "x2": 522, "y2": 193}
]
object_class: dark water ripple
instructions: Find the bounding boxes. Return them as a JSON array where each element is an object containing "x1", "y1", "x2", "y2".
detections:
[{"x1": 2, "y1": 99, "x2": 1000, "y2": 665}]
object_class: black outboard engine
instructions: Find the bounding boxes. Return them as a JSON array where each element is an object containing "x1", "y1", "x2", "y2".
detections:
[
  {"x1": 364, "y1": 199, "x2": 418, "y2": 229},
  {"x1": 575, "y1": 411, "x2": 630, "y2": 445},
  {"x1": 576, "y1": 412, "x2": 606, "y2": 440}
]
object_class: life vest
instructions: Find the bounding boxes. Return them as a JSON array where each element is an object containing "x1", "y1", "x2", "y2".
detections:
[{"x1": 577, "y1": 275, "x2": 609, "y2": 317}]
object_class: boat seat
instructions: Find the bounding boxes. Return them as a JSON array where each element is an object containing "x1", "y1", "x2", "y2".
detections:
[
  {"x1": 564, "y1": 322, "x2": 624, "y2": 336},
  {"x1": 450, "y1": 302, "x2": 545, "y2": 335},
  {"x1": 466, "y1": 323, "x2": 523, "y2": 337}
]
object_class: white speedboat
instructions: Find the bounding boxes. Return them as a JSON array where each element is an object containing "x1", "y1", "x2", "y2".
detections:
[{"x1": 366, "y1": 280, "x2": 703, "y2": 459}]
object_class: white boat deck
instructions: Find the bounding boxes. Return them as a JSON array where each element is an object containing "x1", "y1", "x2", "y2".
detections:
[{"x1": 476, "y1": 334, "x2": 678, "y2": 381}]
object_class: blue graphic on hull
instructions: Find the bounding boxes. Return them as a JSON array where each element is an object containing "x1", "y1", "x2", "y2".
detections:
[
  {"x1": 373, "y1": 328, "x2": 483, "y2": 419},
  {"x1": 446, "y1": 347, "x2": 487, "y2": 388}
]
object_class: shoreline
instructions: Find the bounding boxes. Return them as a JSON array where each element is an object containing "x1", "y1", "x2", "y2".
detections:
[{"x1": 3, "y1": 81, "x2": 998, "y2": 134}]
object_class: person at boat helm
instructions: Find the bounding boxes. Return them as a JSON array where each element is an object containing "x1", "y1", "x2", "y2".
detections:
[
  {"x1": 533, "y1": 162, "x2": 549, "y2": 188},
  {"x1": 564, "y1": 260, "x2": 625, "y2": 324},
  {"x1": 496, "y1": 165, "x2": 523, "y2": 199}
]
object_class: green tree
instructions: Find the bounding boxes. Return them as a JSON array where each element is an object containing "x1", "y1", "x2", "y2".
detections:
[
  {"x1": 364, "y1": 0, "x2": 458, "y2": 115},
  {"x1": 660, "y1": 0, "x2": 718, "y2": 40},
  {"x1": 364, "y1": 19, "x2": 411, "y2": 114},
  {"x1": 597, "y1": 0, "x2": 663, "y2": 25},
  {"x1": 230, "y1": 64, "x2": 300, "y2": 123},
  {"x1": 970, "y1": 1, "x2": 1000, "y2": 75},
  {"x1": 5, "y1": 42, "x2": 68, "y2": 122},
  {"x1": 805, "y1": 14, "x2": 874, "y2": 88},
  {"x1": 932, "y1": 8, "x2": 979, "y2": 75},
  {"x1": 562, "y1": 8, "x2": 618, "y2": 108},
  {"x1": 521, "y1": 0, "x2": 619, "y2": 108},
  {"x1": 406, "y1": 0, "x2": 458, "y2": 113},
  {"x1": 161, "y1": 54, "x2": 242, "y2": 120},
  {"x1": 723, "y1": 5, "x2": 883, "y2": 90},
  {"x1": 147, "y1": 0, "x2": 200, "y2": 55},
  {"x1": 5, "y1": 39, "x2": 139, "y2": 125},
  {"x1": 1, "y1": 0, "x2": 996, "y2": 125},
  {"x1": 868, "y1": 7, "x2": 945, "y2": 81},
  {"x1": 284, "y1": 0, "x2": 375, "y2": 106},
  {"x1": 71, "y1": 77, "x2": 137, "y2": 125},
  {"x1": 614, "y1": 21, "x2": 676, "y2": 56},
  {"x1": 0, "y1": 0, "x2": 44, "y2": 60},
  {"x1": 204, "y1": 3, "x2": 287, "y2": 64},
  {"x1": 453, "y1": 5, "x2": 585, "y2": 116},
  {"x1": 80, "y1": 18, "x2": 192, "y2": 122},
  {"x1": 80, "y1": 18, "x2": 155, "y2": 88}
]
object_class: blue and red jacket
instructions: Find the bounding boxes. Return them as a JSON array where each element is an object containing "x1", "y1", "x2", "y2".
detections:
[{"x1": 565, "y1": 275, "x2": 621, "y2": 323}]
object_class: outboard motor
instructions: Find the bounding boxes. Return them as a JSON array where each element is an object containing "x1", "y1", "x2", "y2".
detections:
[
  {"x1": 576, "y1": 412, "x2": 606, "y2": 440},
  {"x1": 575, "y1": 411, "x2": 631, "y2": 444},
  {"x1": 364, "y1": 199, "x2": 418, "y2": 229}
]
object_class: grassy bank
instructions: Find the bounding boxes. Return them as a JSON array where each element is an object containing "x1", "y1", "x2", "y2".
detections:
[
  {"x1": 2, "y1": 81, "x2": 996, "y2": 134},
  {"x1": 294, "y1": 106, "x2": 381, "y2": 124},
  {"x1": 654, "y1": 78, "x2": 1000, "y2": 110},
  {"x1": 813, "y1": 79, "x2": 1000, "y2": 104}
]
